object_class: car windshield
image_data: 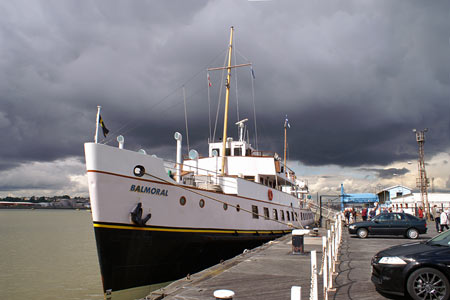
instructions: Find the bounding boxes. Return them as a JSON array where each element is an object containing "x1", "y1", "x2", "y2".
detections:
[{"x1": 427, "y1": 230, "x2": 450, "y2": 246}]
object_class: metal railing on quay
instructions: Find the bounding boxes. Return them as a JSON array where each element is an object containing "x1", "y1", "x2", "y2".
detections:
[{"x1": 291, "y1": 212, "x2": 343, "y2": 300}]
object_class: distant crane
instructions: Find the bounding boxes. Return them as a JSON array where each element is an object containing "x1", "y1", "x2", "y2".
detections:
[{"x1": 413, "y1": 128, "x2": 430, "y2": 220}]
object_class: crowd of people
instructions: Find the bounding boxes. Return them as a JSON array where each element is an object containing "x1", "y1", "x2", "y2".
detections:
[
  {"x1": 344, "y1": 206, "x2": 380, "y2": 225},
  {"x1": 431, "y1": 205, "x2": 450, "y2": 233}
]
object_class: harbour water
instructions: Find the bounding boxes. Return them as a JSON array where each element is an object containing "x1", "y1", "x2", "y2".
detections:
[{"x1": 0, "y1": 209, "x2": 103, "y2": 300}]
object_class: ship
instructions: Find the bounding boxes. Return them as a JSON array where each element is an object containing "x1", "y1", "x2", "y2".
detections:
[{"x1": 84, "y1": 27, "x2": 314, "y2": 300}]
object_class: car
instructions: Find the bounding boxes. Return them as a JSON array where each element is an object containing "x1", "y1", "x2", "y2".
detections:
[
  {"x1": 371, "y1": 230, "x2": 450, "y2": 299},
  {"x1": 348, "y1": 212, "x2": 427, "y2": 239}
]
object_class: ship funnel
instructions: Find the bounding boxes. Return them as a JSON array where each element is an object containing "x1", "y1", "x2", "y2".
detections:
[{"x1": 174, "y1": 132, "x2": 182, "y2": 183}]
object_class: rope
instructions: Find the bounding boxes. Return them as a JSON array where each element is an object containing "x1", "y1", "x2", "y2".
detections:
[
  {"x1": 233, "y1": 38, "x2": 240, "y2": 129},
  {"x1": 212, "y1": 51, "x2": 228, "y2": 143},
  {"x1": 250, "y1": 67, "x2": 258, "y2": 150},
  {"x1": 289, "y1": 205, "x2": 304, "y2": 229},
  {"x1": 98, "y1": 48, "x2": 227, "y2": 146},
  {"x1": 207, "y1": 72, "x2": 212, "y2": 142},
  {"x1": 318, "y1": 244, "x2": 326, "y2": 275}
]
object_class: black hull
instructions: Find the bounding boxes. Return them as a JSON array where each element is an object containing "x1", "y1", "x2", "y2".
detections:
[{"x1": 93, "y1": 222, "x2": 288, "y2": 294}]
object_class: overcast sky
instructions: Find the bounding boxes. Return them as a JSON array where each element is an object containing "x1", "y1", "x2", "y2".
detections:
[{"x1": 1, "y1": 0, "x2": 449, "y2": 197}]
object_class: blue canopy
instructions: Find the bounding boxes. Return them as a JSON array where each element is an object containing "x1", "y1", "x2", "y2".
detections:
[{"x1": 341, "y1": 193, "x2": 379, "y2": 203}]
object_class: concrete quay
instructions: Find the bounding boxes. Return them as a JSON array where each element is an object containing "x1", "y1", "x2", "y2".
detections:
[{"x1": 144, "y1": 222, "x2": 439, "y2": 300}]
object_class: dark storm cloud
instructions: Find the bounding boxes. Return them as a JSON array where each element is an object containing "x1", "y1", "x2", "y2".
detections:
[{"x1": 0, "y1": 0, "x2": 449, "y2": 175}]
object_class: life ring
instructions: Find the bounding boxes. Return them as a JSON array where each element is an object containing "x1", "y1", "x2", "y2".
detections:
[{"x1": 268, "y1": 189, "x2": 273, "y2": 201}]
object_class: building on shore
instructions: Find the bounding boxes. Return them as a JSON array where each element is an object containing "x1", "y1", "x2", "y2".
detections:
[
  {"x1": 377, "y1": 185, "x2": 413, "y2": 206},
  {"x1": 390, "y1": 193, "x2": 450, "y2": 215}
]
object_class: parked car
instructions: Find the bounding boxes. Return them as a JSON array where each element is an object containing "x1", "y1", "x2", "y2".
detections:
[
  {"x1": 371, "y1": 230, "x2": 450, "y2": 299},
  {"x1": 348, "y1": 212, "x2": 427, "y2": 239}
]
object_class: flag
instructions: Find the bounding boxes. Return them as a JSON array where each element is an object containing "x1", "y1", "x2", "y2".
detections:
[
  {"x1": 99, "y1": 115, "x2": 109, "y2": 137},
  {"x1": 251, "y1": 67, "x2": 256, "y2": 79},
  {"x1": 207, "y1": 72, "x2": 212, "y2": 87},
  {"x1": 284, "y1": 115, "x2": 290, "y2": 129}
]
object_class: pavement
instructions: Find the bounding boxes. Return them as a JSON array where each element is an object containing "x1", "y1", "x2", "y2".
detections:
[
  {"x1": 143, "y1": 219, "x2": 440, "y2": 300},
  {"x1": 332, "y1": 219, "x2": 439, "y2": 300}
]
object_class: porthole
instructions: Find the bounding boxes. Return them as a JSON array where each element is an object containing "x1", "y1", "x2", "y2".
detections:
[
  {"x1": 236, "y1": 204, "x2": 241, "y2": 212},
  {"x1": 199, "y1": 199, "x2": 205, "y2": 208},
  {"x1": 179, "y1": 196, "x2": 186, "y2": 206},
  {"x1": 223, "y1": 203, "x2": 228, "y2": 210},
  {"x1": 133, "y1": 165, "x2": 145, "y2": 177}
]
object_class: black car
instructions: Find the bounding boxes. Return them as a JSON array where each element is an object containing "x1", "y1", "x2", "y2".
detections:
[
  {"x1": 371, "y1": 230, "x2": 450, "y2": 299},
  {"x1": 348, "y1": 212, "x2": 427, "y2": 239}
]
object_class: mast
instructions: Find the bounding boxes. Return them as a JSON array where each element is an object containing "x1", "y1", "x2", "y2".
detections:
[
  {"x1": 284, "y1": 123, "x2": 287, "y2": 177},
  {"x1": 284, "y1": 116, "x2": 289, "y2": 178},
  {"x1": 220, "y1": 26, "x2": 234, "y2": 176},
  {"x1": 208, "y1": 27, "x2": 251, "y2": 176}
]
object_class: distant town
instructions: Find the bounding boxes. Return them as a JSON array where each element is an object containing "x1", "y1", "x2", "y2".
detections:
[{"x1": 0, "y1": 195, "x2": 90, "y2": 209}]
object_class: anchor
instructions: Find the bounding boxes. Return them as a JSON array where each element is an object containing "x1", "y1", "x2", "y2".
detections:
[{"x1": 131, "y1": 202, "x2": 151, "y2": 226}]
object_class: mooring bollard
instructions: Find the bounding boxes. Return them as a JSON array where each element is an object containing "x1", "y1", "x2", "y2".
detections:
[
  {"x1": 292, "y1": 229, "x2": 310, "y2": 254},
  {"x1": 291, "y1": 286, "x2": 301, "y2": 300},
  {"x1": 214, "y1": 289, "x2": 235, "y2": 300}
]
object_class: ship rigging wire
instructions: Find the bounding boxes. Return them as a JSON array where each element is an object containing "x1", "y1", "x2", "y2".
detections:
[{"x1": 98, "y1": 48, "x2": 228, "y2": 145}]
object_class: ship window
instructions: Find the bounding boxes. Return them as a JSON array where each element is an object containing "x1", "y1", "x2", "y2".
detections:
[
  {"x1": 180, "y1": 196, "x2": 186, "y2": 206},
  {"x1": 234, "y1": 148, "x2": 242, "y2": 156},
  {"x1": 281, "y1": 210, "x2": 285, "y2": 221},
  {"x1": 286, "y1": 211, "x2": 291, "y2": 221},
  {"x1": 223, "y1": 203, "x2": 228, "y2": 210},
  {"x1": 199, "y1": 199, "x2": 205, "y2": 208},
  {"x1": 225, "y1": 148, "x2": 231, "y2": 156},
  {"x1": 291, "y1": 212, "x2": 294, "y2": 221},
  {"x1": 212, "y1": 148, "x2": 220, "y2": 156},
  {"x1": 252, "y1": 205, "x2": 259, "y2": 219},
  {"x1": 263, "y1": 207, "x2": 269, "y2": 220},
  {"x1": 236, "y1": 204, "x2": 240, "y2": 212},
  {"x1": 246, "y1": 149, "x2": 251, "y2": 156},
  {"x1": 273, "y1": 209, "x2": 278, "y2": 220},
  {"x1": 295, "y1": 212, "x2": 298, "y2": 221}
]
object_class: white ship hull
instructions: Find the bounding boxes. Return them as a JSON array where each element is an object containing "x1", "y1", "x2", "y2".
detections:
[{"x1": 85, "y1": 142, "x2": 314, "y2": 299}]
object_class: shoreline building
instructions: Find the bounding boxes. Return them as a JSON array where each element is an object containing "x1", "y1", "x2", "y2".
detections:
[
  {"x1": 390, "y1": 193, "x2": 450, "y2": 215},
  {"x1": 377, "y1": 185, "x2": 413, "y2": 207}
]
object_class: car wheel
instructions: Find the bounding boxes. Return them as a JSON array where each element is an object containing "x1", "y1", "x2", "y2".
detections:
[
  {"x1": 407, "y1": 267, "x2": 450, "y2": 300},
  {"x1": 407, "y1": 228, "x2": 419, "y2": 239},
  {"x1": 357, "y1": 228, "x2": 368, "y2": 238}
]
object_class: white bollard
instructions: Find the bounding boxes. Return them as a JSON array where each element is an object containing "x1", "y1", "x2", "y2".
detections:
[
  {"x1": 322, "y1": 236, "x2": 328, "y2": 300},
  {"x1": 311, "y1": 250, "x2": 318, "y2": 300},
  {"x1": 327, "y1": 230, "x2": 334, "y2": 290},
  {"x1": 291, "y1": 286, "x2": 301, "y2": 300},
  {"x1": 214, "y1": 289, "x2": 235, "y2": 300}
]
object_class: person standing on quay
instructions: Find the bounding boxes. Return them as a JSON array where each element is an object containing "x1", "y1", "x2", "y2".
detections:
[
  {"x1": 362, "y1": 207, "x2": 368, "y2": 221},
  {"x1": 440, "y1": 209, "x2": 449, "y2": 232},
  {"x1": 418, "y1": 206, "x2": 424, "y2": 219},
  {"x1": 432, "y1": 205, "x2": 441, "y2": 233}
]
